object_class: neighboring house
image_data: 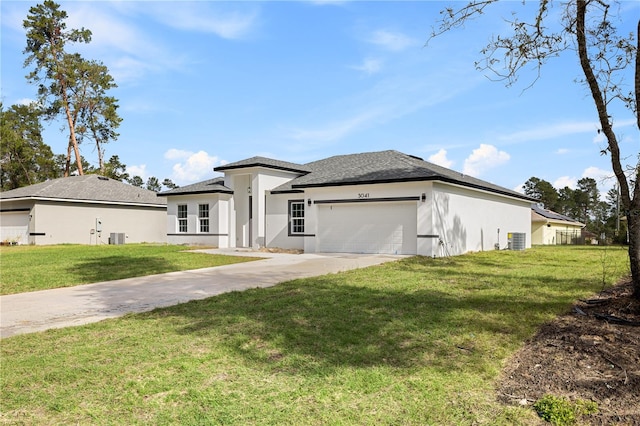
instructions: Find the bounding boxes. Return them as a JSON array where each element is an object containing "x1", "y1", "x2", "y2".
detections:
[
  {"x1": 160, "y1": 150, "x2": 535, "y2": 256},
  {"x1": 0, "y1": 175, "x2": 167, "y2": 245},
  {"x1": 531, "y1": 203, "x2": 585, "y2": 245}
]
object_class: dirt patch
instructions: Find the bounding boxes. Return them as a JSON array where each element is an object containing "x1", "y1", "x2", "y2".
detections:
[{"x1": 498, "y1": 279, "x2": 640, "y2": 425}]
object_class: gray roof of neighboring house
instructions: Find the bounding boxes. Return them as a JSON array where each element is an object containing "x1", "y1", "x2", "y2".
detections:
[
  {"x1": 0, "y1": 175, "x2": 166, "y2": 206},
  {"x1": 531, "y1": 204, "x2": 584, "y2": 226},
  {"x1": 158, "y1": 177, "x2": 233, "y2": 196},
  {"x1": 271, "y1": 150, "x2": 535, "y2": 201},
  {"x1": 214, "y1": 156, "x2": 311, "y2": 174}
]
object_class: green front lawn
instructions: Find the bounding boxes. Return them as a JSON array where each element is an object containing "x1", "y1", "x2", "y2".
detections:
[
  {"x1": 0, "y1": 246, "x2": 630, "y2": 425},
  {"x1": 0, "y1": 244, "x2": 257, "y2": 295}
]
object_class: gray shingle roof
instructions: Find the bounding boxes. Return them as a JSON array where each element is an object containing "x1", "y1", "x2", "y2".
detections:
[
  {"x1": 215, "y1": 156, "x2": 311, "y2": 174},
  {"x1": 158, "y1": 177, "x2": 232, "y2": 196},
  {"x1": 271, "y1": 150, "x2": 535, "y2": 201},
  {"x1": 532, "y1": 204, "x2": 584, "y2": 225},
  {"x1": 0, "y1": 175, "x2": 166, "y2": 206}
]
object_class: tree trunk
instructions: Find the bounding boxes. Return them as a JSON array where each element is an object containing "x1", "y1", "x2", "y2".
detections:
[
  {"x1": 631, "y1": 18, "x2": 640, "y2": 299},
  {"x1": 63, "y1": 98, "x2": 83, "y2": 175},
  {"x1": 64, "y1": 137, "x2": 72, "y2": 177},
  {"x1": 576, "y1": 1, "x2": 640, "y2": 298},
  {"x1": 629, "y1": 215, "x2": 640, "y2": 299}
]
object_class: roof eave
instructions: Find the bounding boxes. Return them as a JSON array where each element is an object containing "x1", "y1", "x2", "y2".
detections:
[
  {"x1": 291, "y1": 176, "x2": 536, "y2": 202},
  {"x1": 214, "y1": 163, "x2": 309, "y2": 174},
  {"x1": 159, "y1": 189, "x2": 233, "y2": 197},
  {"x1": 1, "y1": 195, "x2": 166, "y2": 208}
]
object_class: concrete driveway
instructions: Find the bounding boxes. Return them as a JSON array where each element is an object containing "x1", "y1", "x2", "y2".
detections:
[{"x1": 0, "y1": 250, "x2": 403, "y2": 338}]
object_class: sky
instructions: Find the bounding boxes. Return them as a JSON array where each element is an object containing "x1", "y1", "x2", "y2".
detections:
[{"x1": 1, "y1": 1, "x2": 638, "y2": 197}]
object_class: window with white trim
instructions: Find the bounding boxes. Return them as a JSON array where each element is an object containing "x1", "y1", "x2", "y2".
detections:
[
  {"x1": 177, "y1": 204, "x2": 188, "y2": 233},
  {"x1": 199, "y1": 204, "x2": 209, "y2": 233},
  {"x1": 289, "y1": 200, "x2": 305, "y2": 235}
]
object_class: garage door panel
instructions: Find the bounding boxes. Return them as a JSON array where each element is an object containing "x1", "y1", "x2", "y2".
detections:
[
  {"x1": 0, "y1": 212, "x2": 29, "y2": 244},
  {"x1": 317, "y1": 202, "x2": 416, "y2": 254}
]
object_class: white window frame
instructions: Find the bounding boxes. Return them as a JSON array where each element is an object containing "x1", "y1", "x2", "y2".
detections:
[
  {"x1": 289, "y1": 200, "x2": 305, "y2": 236},
  {"x1": 199, "y1": 204, "x2": 210, "y2": 233},
  {"x1": 177, "y1": 204, "x2": 188, "y2": 233}
]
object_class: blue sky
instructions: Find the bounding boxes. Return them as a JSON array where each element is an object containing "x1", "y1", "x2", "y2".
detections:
[{"x1": 1, "y1": 1, "x2": 638, "y2": 196}]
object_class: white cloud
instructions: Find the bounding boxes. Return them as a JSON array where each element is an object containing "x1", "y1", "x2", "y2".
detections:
[
  {"x1": 128, "y1": 164, "x2": 148, "y2": 180},
  {"x1": 583, "y1": 166, "x2": 615, "y2": 197},
  {"x1": 555, "y1": 148, "x2": 570, "y2": 154},
  {"x1": 368, "y1": 29, "x2": 416, "y2": 52},
  {"x1": 582, "y1": 166, "x2": 612, "y2": 182},
  {"x1": 552, "y1": 167, "x2": 614, "y2": 198},
  {"x1": 288, "y1": 109, "x2": 382, "y2": 143},
  {"x1": 16, "y1": 98, "x2": 38, "y2": 106},
  {"x1": 428, "y1": 149, "x2": 453, "y2": 168},
  {"x1": 499, "y1": 121, "x2": 598, "y2": 144},
  {"x1": 462, "y1": 144, "x2": 510, "y2": 177},
  {"x1": 350, "y1": 57, "x2": 383, "y2": 75},
  {"x1": 165, "y1": 149, "x2": 223, "y2": 184},
  {"x1": 500, "y1": 118, "x2": 637, "y2": 145},
  {"x1": 553, "y1": 176, "x2": 576, "y2": 189},
  {"x1": 63, "y1": 3, "x2": 189, "y2": 84},
  {"x1": 284, "y1": 68, "x2": 481, "y2": 146},
  {"x1": 147, "y1": 4, "x2": 258, "y2": 40}
]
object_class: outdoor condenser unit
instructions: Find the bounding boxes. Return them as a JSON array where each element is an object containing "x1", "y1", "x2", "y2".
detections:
[
  {"x1": 507, "y1": 232, "x2": 526, "y2": 251},
  {"x1": 109, "y1": 233, "x2": 125, "y2": 245}
]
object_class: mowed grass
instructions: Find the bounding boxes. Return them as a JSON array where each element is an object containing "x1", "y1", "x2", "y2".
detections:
[
  {"x1": 0, "y1": 246, "x2": 630, "y2": 425},
  {"x1": 0, "y1": 244, "x2": 257, "y2": 295}
]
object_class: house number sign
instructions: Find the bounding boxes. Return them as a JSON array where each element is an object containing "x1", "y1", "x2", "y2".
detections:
[{"x1": 358, "y1": 193, "x2": 370, "y2": 199}]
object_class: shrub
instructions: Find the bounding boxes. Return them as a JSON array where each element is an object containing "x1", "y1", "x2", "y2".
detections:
[{"x1": 533, "y1": 394, "x2": 598, "y2": 425}]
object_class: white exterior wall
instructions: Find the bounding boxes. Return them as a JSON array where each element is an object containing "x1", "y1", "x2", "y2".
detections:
[
  {"x1": 166, "y1": 194, "x2": 230, "y2": 246},
  {"x1": 265, "y1": 180, "x2": 531, "y2": 256},
  {"x1": 225, "y1": 167, "x2": 302, "y2": 249},
  {"x1": 301, "y1": 182, "x2": 429, "y2": 254},
  {"x1": 30, "y1": 201, "x2": 166, "y2": 245},
  {"x1": 267, "y1": 182, "x2": 433, "y2": 255},
  {"x1": 431, "y1": 182, "x2": 531, "y2": 256},
  {"x1": 265, "y1": 192, "x2": 305, "y2": 250}
]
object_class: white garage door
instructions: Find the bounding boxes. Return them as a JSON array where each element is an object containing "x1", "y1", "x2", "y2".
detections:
[
  {"x1": 317, "y1": 202, "x2": 417, "y2": 254},
  {"x1": 0, "y1": 212, "x2": 29, "y2": 244}
]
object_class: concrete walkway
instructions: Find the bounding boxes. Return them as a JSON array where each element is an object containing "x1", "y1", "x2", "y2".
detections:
[{"x1": 0, "y1": 250, "x2": 403, "y2": 338}]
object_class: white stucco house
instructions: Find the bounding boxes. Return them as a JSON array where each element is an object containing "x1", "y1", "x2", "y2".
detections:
[
  {"x1": 160, "y1": 150, "x2": 535, "y2": 257},
  {"x1": 0, "y1": 175, "x2": 167, "y2": 245},
  {"x1": 531, "y1": 204, "x2": 585, "y2": 245}
]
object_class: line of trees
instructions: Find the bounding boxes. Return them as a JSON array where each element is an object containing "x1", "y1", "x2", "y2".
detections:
[
  {"x1": 0, "y1": 103, "x2": 177, "y2": 192},
  {"x1": 523, "y1": 176, "x2": 627, "y2": 243},
  {"x1": 0, "y1": 1, "x2": 178, "y2": 193}
]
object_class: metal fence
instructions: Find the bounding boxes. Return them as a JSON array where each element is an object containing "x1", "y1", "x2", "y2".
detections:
[{"x1": 555, "y1": 230, "x2": 585, "y2": 245}]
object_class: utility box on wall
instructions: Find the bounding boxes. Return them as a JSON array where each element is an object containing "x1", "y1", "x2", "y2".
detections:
[
  {"x1": 109, "y1": 233, "x2": 125, "y2": 245},
  {"x1": 507, "y1": 232, "x2": 526, "y2": 250}
]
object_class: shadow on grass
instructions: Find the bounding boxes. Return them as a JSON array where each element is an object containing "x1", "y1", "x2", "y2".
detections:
[
  {"x1": 65, "y1": 255, "x2": 178, "y2": 283},
  {"x1": 147, "y1": 270, "x2": 585, "y2": 374}
]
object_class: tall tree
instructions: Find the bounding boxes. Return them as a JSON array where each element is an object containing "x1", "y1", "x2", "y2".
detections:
[
  {"x1": 74, "y1": 58, "x2": 122, "y2": 174},
  {"x1": 146, "y1": 177, "x2": 161, "y2": 192},
  {"x1": 128, "y1": 176, "x2": 144, "y2": 188},
  {"x1": 575, "y1": 177, "x2": 601, "y2": 224},
  {"x1": 103, "y1": 155, "x2": 129, "y2": 181},
  {"x1": 23, "y1": 0, "x2": 91, "y2": 176},
  {"x1": 429, "y1": 0, "x2": 640, "y2": 299},
  {"x1": 0, "y1": 103, "x2": 59, "y2": 190},
  {"x1": 523, "y1": 177, "x2": 559, "y2": 210},
  {"x1": 162, "y1": 178, "x2": 179, "y2": 190}
]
